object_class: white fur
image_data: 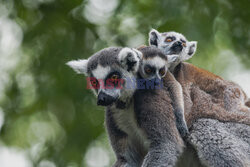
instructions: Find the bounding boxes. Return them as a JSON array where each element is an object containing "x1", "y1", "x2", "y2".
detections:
[
  {"x1": 148, "y1": 29, "x2": 161, "y2": 46},
  {"x1": 167, "y1": 55, "x2": 179, "y2": 64},
  {"x1": 112, "y1": 102, "x2": 150, "y2": 149},
  {"x1": 182, "y1": 41, "x2": 197, "y2": 61},
  {"x1": 118, "y1": 47, "x2": 134, "y2": 63},
  {"x1": 92, "y1": 64, "x2": 111, "y2": 80},
  {"x1": 143, "y1": 56, "x2": 166, "y2": 68},
  {"x1": 118, "y1": 48, "x2": 142, "y2": 74},
  {"x1": 66, "y1": 59, "x2": 88, "y2": 75},
  {"x1": 132, "y1": 48, "x2": 143, "y2": 59}
]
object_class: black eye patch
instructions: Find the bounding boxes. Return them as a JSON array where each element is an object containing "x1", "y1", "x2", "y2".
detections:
[
  {"x1": 144, "y1": 64, "x2": 156, "y2": 75},
  {"x1": 106, "y1": 71, "x2": 121, "y2": 80},
  {"x1": 180, "y1": 39, "x2": 186, "y2": 43},
  {"x1": 105, "y1": 71, "x2": 122, "y2": 87},
  {"x1": 165, "y1": 36, "x2": 176, "y2": 42},
  {"x1": 168, "y1": 36, "x2": 176, "y2": 40}
]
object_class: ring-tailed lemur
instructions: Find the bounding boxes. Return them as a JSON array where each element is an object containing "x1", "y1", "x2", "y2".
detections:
[
  {"x1": 149, "y1": 29, "x2": 197, "y2": 72},
  {"x1": 148, "y1": 29, "x2": 250, "y2": 166},
  {"x1": 149, "y1": 29, "x2": 250, "y2": 126},
  {"x1": 67, "y1": 47, "x2": 185, "y2": 167},
  {"x1": 67, "y1": 47, "x2": 250, "y2": 167},
  {"x1": 136, "y1": 46, "x2": 189, "y2": 138}
]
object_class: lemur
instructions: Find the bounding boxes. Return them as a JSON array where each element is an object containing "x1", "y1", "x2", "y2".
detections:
[
  {"x1": 67, "y1": 47, "x2": 250, "y2": 167},
  {"x1": 149, "y1": 29, "x2": 197, "y2": 72},
  {"x1": 149, "y1": 29, "x2": 250, "y2": 126},
  {"x1": 67, "y1": 47, "x2": 185, "y2": 167},
  {"x1": 136, "y1": 46, "x2": 189, "y2": 138}
]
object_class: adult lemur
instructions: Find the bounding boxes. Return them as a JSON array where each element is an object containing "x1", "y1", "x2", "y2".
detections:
[
  {"x1": 149, "y1": 29, "x2": 250, "y2": 166},
  {"x1": 149, "y1": 29, "x2": 250, "y2": 126},
  {"x1": 67, "y1": 47, "x2": 186, "y2": 167}
]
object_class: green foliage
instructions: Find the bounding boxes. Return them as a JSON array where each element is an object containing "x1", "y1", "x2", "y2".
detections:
[{"x1": 0, "y1": 0, "x2": 249, "y2": 166}]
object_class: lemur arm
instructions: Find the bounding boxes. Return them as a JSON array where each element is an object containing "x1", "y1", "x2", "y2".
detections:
[
  {"x1": 163, "y1": 71, "x2": 189, "y2": 138},
  {"x1": 134, "y1": 90, "x2": 184, "y2": 167},
  {"x1": 105, "y1": 109, "x2": 129, "y2": 167}
]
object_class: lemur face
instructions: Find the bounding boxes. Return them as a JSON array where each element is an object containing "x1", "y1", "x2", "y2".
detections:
[
  {"x1": 67, "y1": 47, "x2": 142, "y2": 106},
  {"x1": 149, "y1": 29, "x2": 197, "y2": 63},
  {"x1": 141, "y1": 57, "x2": 167, "y2": 80},
  {"x1": 159, "y1": 32, "x2": 187, "y2": 55},
  {"x1": 138, "y1": 46, "x2": 168, "y2": 81}
]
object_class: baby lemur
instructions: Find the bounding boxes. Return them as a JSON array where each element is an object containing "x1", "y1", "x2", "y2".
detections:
[
  {"x1": 149, "y1": 29, "x2": 250, "y2": 126},
  {"x1": 136, "y1": 46, "x2": 189, "y2": 138}
]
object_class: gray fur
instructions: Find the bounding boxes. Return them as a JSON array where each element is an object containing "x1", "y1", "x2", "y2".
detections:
[
  {"x1": 87, "y1": 47, "x2": 122, "y2": 73},
  {"x1": 188, "y1": 118, "x2": 250, "y2": 167},
  {"x1": 134, "y1": 86, "x2": 185, "y2": 167}
]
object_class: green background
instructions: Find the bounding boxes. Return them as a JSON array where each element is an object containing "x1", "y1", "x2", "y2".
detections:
[{"x1": 0, "y1": 0, "x2": 249, "y2": 166}]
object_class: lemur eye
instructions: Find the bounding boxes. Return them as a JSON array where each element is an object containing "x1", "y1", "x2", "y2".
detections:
[
  {"x1": 181, "y1": 39, "x2": 187, "y2": 47},
  {"x1": 159, "y1": 67, "x2": 166, "y2": 77},
  {"x1": 91, "y1": 79, "x2": 99, "y2": 87},
  {"x1": 92, "y1": 81, "x2": 96, "y2": 85},
  {"x1": 145, "y1": 67, "x2": 152, "y2": 74},
  {"x1": 111, "y1": 74, "x2": 119, "y2": 81},
  {"x1": 165, "y1": 37, "x2": 172, "y2": 42}
]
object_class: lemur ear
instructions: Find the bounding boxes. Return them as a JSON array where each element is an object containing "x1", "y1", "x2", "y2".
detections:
[
  {"x1": 149, "y1": 29, "x2": 161, "y2": 47},
  {"x1": 66, "y1": 59, "x2": 88, "y2": 75},
  {"x1": 118, "y1": 48, "x2": 142, "y2": 74},
  {"x1": 167, "y1": 55, "x2": 179, "y2": 64},
  {"x1": 185, "y1": 41, "x2": 197, "y2": 60}
]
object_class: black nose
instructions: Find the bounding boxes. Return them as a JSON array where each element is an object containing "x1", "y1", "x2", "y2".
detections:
[
  {"x1": 97, "y1": 91, "x2": 116, "y2": 106},
  {"x1": 176, "y1": 41, "x2": 182, "y2": 46},
  {"x1": 171, "y1": 41, "x2": 183, "y2": 54}
]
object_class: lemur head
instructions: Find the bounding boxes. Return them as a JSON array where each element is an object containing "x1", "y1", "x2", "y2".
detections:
[
  {"x1": 67, "y1": 47, "x2": 142, "y2": 107},
  {"x1": 149, "y1": 29, "x2": 197, "y2": 64},
  {"x1": 137, "y1": 46, "x2": 172, "y2": 81}
]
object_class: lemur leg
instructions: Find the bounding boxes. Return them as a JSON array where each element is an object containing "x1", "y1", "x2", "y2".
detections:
[
  {"x1": 105, "y1": 109, "x2": 130, "y2": 167},
  {"x1": 164, "y1": 71, "x2": 189, "y2": 138},
  {"x1": 188, "y1": 118, "x2": 250, "y2": 167}
]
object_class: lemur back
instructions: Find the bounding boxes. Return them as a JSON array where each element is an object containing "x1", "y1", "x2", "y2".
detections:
[{"x1": 173, "y1": 62, "x2": 250, "y2": 126}]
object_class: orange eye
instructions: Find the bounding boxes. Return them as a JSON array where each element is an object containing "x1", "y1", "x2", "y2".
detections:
[
  {"x1": 145, "y1": 67, "x2": 151, "y2": 74},
  {"x1": 159, "y1": 67, "x2": 166, "y2": 77},
  {"x1": 182, "y1": 42, "x2": 186, "y2": 47},
  {"x1": 91, "y1": 80, "x2": 97, "y2": 86},
  {"x1": 165, "y1": 38, "x2": 172, "y2": 42},
  {"x1": 111, "y1": 74, "x2": 119, "y2": 81}
]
